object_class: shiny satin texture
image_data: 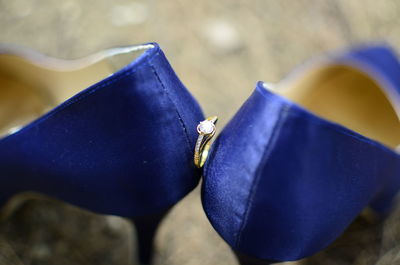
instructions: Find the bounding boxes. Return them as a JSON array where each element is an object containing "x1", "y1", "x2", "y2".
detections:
[
  {"x1": 0, "y1": 43, "x2": 204, "y2": 217},
  {"x1": 202, "y1": 45, "x2": 400, "y2": 261}
]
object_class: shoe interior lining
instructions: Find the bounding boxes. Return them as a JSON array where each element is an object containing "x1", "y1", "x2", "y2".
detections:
[
  {"x1": 0, "y1": 45, "x2": 152, "y2": 137},
  {"x1": 277, "y1": 65, "x2": 400, "y2": 149}
]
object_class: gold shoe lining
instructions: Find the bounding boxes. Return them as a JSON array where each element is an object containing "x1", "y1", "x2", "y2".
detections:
[
  {"x1": 276, "y1": 65, "x2": 400, "y2": 149},
  {"x1": 0, "y1": 44, "x2": 152, "y2": 137}
]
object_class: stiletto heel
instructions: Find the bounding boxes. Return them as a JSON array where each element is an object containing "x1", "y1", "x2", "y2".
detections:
[{"x1": 131, "y1": 208, "x2": 170, "y2": 265}]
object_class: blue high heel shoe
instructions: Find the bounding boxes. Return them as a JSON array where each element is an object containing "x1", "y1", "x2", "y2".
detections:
[
  {"x1": 202, "y1": 44, "x2": 400, "y2": 264},
  {"x1": 0, "y1": 43, "x2": 203, "y2": 264}
]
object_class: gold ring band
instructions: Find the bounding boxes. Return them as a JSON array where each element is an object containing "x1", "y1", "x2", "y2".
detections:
[{"x1": 194, "y1": 116, "x2": 218, "y2": 168}]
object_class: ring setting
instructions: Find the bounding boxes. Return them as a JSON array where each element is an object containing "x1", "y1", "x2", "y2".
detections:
[{"x1": 194, "y1": 116, "x2": 218, "y2": 168}]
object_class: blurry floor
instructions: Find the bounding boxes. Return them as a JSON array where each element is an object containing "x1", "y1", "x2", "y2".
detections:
[{"x1": 1, "y1": 0, "x2": 400, "y2": 264}]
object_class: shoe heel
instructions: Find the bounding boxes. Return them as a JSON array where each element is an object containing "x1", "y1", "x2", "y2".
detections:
[
  {"x1": 233, "y1": 250, "x2": 274, "y2": 265},
  {"x1": 130, "y1": 208, "x2": 170, "y2": 265}
]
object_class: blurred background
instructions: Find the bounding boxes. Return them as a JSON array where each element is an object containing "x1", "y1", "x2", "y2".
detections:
[{"x1": 1, "y1": 0, "x2": 400, "y2": 264}]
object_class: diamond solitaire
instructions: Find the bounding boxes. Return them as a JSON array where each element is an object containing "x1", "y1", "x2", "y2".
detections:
[
  {"x1": 194, "y1": 116, "x2": 218, "y2": 168},
  {"x1": 197, "y1": 120, "x2": 216, "y2": 135}
]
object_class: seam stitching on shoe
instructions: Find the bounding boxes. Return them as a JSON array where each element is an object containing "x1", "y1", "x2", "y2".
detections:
[
  {"x1": 147, "y1": 50, "x2": 193, "y2": 155},
  {"x1": 235, "y1": 103, "x2": 291, "y2": 249}
]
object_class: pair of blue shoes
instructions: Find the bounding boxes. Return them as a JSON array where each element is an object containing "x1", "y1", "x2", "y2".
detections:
[{"x1": 0, "y1": 42, "x2": 399, "y2": 264}]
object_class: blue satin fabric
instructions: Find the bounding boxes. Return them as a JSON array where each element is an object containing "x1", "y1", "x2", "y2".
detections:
[
  {"x1": 0, "y1": 43, "x2": 204, "y2": 217},
  {"x1": 202, "y1": 45, "x2": 400, "y2": 261}
]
